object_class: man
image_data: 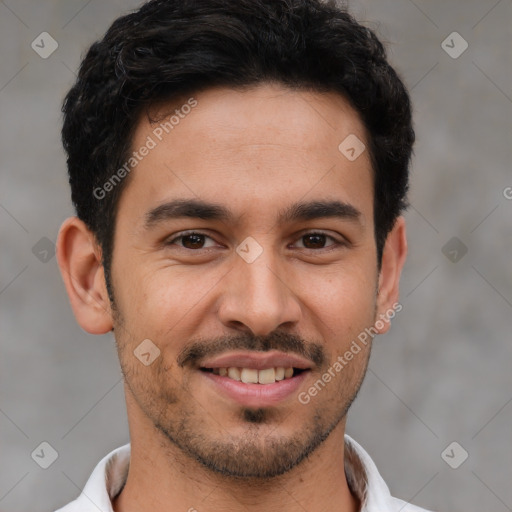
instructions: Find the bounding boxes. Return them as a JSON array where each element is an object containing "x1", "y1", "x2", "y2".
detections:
[{"x1": 55, "y1": 0, "x2": 431, "y2": 510}]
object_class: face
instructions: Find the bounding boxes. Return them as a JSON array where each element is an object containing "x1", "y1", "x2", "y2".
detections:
[{"x1": 108, "y1": 84, "x2": 388, "y2": 478}]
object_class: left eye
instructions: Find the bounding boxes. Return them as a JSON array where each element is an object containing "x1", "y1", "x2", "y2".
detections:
[
  {"x1": 293, "y1": 233, "x2": 338, "y2": 249},
  {"x1": 167, "y1": 232, "x2": 218, "y2": 249}
]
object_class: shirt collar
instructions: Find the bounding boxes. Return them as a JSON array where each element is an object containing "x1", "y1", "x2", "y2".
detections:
[{"x1": 56, "y1": 435, "x2": 425, "y2": 512}]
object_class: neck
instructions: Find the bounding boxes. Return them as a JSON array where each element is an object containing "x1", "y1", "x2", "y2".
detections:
[{"x1": 113, "y1": 420, "x2": 360, "y2": 512}]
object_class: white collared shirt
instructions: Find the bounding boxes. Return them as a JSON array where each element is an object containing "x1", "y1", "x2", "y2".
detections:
[{"x1": 55, "y1": 435, "x2": 433, "y2": 512}]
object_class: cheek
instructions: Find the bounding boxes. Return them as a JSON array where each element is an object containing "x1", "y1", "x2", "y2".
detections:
[
  {"x1": 296, "y1": 263, "x2": 377, "y2": 334},
  {"x1": 128, "y1": 266, "x2": 220, "y2": 339}
]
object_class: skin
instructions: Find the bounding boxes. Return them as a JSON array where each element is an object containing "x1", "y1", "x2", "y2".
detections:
[{"x1": 57, "y1": 83, "x2": 407, "y2": 512}]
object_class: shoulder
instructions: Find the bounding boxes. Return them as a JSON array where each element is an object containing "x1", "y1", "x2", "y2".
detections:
[
  {"x1": 344, "y1": 435, "x2": 436, "y2": 512},
  {"x1": 53, "y1": 443, "x2": 131, "y2": 512},
  {"x1": 388, "y1": 497, "x2": 436, "y2": 512}
]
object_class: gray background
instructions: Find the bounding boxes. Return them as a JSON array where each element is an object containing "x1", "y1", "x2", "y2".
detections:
[{"x1": 1, "y1": 1, "x2": 511, "y2": 511}]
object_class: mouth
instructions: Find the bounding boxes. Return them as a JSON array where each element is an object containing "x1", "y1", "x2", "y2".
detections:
[{"x1": 197, "y1": 351, "x2": 313, "y2": 406}]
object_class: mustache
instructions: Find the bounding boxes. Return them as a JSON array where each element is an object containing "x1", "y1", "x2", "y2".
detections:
[{"x1": 177, "y1": 331, "x2": 326, "y2": 369}]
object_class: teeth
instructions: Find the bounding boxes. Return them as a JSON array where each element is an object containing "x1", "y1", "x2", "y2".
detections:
[
  {"x1": 240, "y1": 368, "x2": 259, "y2": 384},
  {"x1": 258, "y1": 368, "x2": 275, "y2": 384},
  {"x1": 213, "y1": 367, "x2": 297, "y2": 384},
  {"x1": 227, "y1": 367, "x2": 241, "y2": 381}
]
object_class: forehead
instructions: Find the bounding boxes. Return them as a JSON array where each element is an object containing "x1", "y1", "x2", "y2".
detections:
[{"x1": 118, "y1": 83, "x2": 373, "y2": 227}]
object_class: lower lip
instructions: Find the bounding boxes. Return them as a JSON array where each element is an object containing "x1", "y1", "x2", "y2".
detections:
[{"x1": 200, "y1": 370, "x2": 310, "y2": 407}]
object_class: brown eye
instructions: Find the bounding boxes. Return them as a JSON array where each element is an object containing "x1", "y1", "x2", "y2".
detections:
[
  {"x1": 181, "y1": 233, "x2": 206, "y2": 249},
  {"x1": 166, "y1": 232, "x2": 218, "y2": 250},
  {"x1": 292, "y1": 232, "x2": 343, "y2": 251},
  {"x1": 302, "y1": 233, "x2": 327, "y2": 249}
]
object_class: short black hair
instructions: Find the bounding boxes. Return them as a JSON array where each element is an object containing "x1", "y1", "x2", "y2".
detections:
[{"x1": 62, "y1": 0, "x2": 414, "y2": 299}]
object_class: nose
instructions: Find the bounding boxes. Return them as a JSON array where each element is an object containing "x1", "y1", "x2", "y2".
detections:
[{"x1": 217, "y1": 248, "x2": 302, "y2": 335}]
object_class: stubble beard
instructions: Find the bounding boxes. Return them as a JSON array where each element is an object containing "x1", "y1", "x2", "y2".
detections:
[
  {"x1": 118, "y1": 341, "x2": 370, "y2": 480},
  {"x1": 111, "y1": 293, "x2": 374, "y2": 480}
]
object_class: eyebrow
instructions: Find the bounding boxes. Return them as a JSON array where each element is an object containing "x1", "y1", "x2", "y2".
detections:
[
  {"x1": 144, "y1": 198, "x2": 362, "y2": 229},
  {"x1": 145, "y1": 199, "x2": 235, "y2": 227},
  {"x1": 278, "y1": 200, "x2": 361, "y2": 224}
]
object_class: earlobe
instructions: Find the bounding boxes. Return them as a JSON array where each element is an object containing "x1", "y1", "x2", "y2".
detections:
[
  {"x1": 56, "y1": 217, "x2": 114, "y2": 334},
  {"x1": 375, "y1": 216, "x2": 407, "y2": 334}
]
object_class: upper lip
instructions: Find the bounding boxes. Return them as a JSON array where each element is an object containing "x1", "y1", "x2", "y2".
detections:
[{"x1": 199, "y1": 351, "x2": 313, "y2": 371}]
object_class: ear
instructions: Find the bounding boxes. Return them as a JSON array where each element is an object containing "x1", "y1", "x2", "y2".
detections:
[
  {"x1": 56, "y1": 217, "x2": 113, "y2": 334},
  {"x1": 374, "y1": 216, "x2": 407, "y2": 334}
]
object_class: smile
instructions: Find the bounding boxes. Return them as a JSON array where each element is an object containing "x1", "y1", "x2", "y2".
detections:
[{"x1": 200, "y1": 366, "x2": 306, "y2": 384}]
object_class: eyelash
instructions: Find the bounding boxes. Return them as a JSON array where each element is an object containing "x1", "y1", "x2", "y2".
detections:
[{"x1": 165, "y1": 230, "x2": 346, "y2": 251}]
